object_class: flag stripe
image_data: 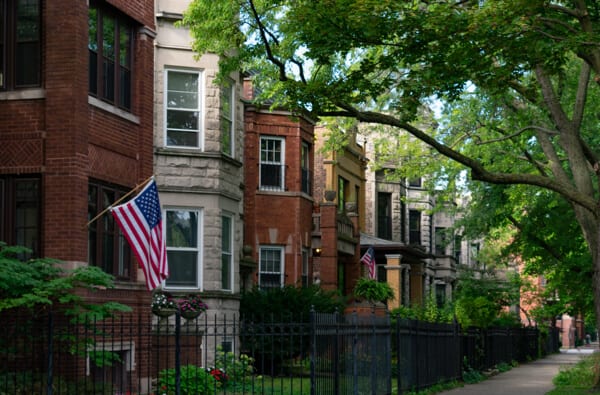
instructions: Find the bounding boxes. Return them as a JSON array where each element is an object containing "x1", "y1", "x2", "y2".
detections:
[
  {"x1": 111, "y1": 179, "x2": 168, "y2": 290},
  {"x1": 360, "y1": 246, "x2": 376, "y2": 279}
]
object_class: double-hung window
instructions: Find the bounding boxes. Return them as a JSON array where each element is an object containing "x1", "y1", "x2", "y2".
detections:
[
  {"x1": 165, "y1": 69, "x2": 202, "y2": 149},
  {"x1": 88, "y1": 3, "x2": 133, "y2": 110},
  {"x1": 259, "y1": 246, "x2": 284, "y2": 290},
  {"x1": 221, "y1": 215, "x2": 233, "y2": 291},
  {"x1": 0, "y1": 176, "x2": 40, "y2": 258},
  {"x1": 260, "y1": 136, "x2": 285, "y2": 190},
  {"x1": 0, "y1": 0, "x2": 41, "y2": 90},
  {"x1": 301, "y1": 142, "x2": 310, "y2": 194},
  {"x1": 409, "y1": 209, "x2": 421, "y2": 245},
  {"x1": 221, "y1": 80, "x2": 234, "y2": 156},
  {"x1": 165, "y1": 209, "x2": 202, "y2": 289},
  {"x1": 88, "y1": 182, "x2": 131, "y2": 278}
]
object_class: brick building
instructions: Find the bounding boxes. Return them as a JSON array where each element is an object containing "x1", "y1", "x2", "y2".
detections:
[
  {"x1": 0, "y1": 0, "x2": 155, "y2": 300},
  {"x1": 242, "y1": 78, "x2": 316, "y2": 290}
]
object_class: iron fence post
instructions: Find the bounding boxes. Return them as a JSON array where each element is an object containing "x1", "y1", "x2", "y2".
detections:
[
  {"x1": 310, "y1": 307, "x2": 316, "y2": 395},
  {"x1": 175, "y1": 311, "x2": 181, "y2": 395},
  {"x1": 46, "y1": 312, "x2": 53, "y2": 395}
]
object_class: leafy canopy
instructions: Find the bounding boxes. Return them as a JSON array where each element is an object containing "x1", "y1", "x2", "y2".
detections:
[{"x1": 0, "y1": 243, "x2": 130, "y2": 320}]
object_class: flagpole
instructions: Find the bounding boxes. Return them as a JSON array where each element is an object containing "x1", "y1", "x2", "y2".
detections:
[{"x1": 84, "y1": 175, "x2": 155, "y2": 228}]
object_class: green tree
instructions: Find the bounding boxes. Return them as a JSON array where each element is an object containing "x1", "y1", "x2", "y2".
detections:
[
  {"x1": 453, "y1": 267, "x2": 522, "y2": 328},
  {"x1": 182, "y1": 0, "x2": 600, "y2": 336},
  {"x1": 0, "y1": 243, "x2": 130, "y2": 320}
]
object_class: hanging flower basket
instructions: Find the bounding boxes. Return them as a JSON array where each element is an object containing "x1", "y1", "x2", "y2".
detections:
[
  {"x1": 152, "y1": 307, "x2": 178, "y2": 318},
  {"x1": 176, "y1": 294, "x2": 208, "y2": 319},
  {"x1": 181, "y1": 310, "x2": 203, "y2": 320}
]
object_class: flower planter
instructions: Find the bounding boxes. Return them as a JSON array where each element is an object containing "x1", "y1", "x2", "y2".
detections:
[
  {"x1": 181, "y1": 310, "x2": 202, "y2": 320},
  {"x1": 152, "y1": 308, "x2": 178, "y2": 318}
]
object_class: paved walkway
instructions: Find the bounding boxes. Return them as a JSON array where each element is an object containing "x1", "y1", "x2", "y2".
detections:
[{"x1": 438, "y1": 345, "x2": 597, "y2": 395}]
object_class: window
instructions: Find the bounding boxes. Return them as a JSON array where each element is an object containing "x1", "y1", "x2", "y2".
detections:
[
  {"x1": 408, "y1": 177, "x2": 422, "y2": 187},
  {"x1": 435, "y1": 227, "x2": 447, "y2": 255},
  {"x1": 165, "y1": 209, "x2": 202, "y2": 288},
  {"x1": 260, "y1": 136, "x2": 285, "y2": 190},
  {"x1": 454, "y1": 234, "x2": 462, "y2": 263},
  {"x1": 221, "y1": 80, "x2": 234, "y2": 156},
  {"x1": 221, "y1": 215, "x2": 233, "y2": 291},
  {"x1": 88, "y1": 3, "x2": 133, "y2": 110},
  {"x1": 409, "y1": 209, "x2": 421, "y2": 245},
  {"x1": 0, "y1": 176, "x2": 40, "y2": 257},
  {"x1": 0, "y1": 0, "x2": 41, "y2": 90},
  {"x1": 88, "y1": 342, "x2": 134, "y2": 392},
  {"x1": 435, "y1": 283, "x2": 446, "y2": 307},
  {"x1": 165, "y1": 69, "x2": 202, "y2": 148},
  {"x1": 377, "y1": 192, "x2": 392, "y2": 240},
  {"x1": 88, "y1": 182, "x2": 131, "y2": 278},
  {"x1": 301, "y1": 142, "x2": 311, "y2": 194},
  {"x1": 470, "y1": 242, "x2": 480, "y2": 265},
  {"x1": 259, "y1": 246, "x2": 284, "y2": 290},
  {"x1": 301, "y1": 249, "x2": 309, "y2": 288},
  {"x1": 338, "y1": 176, "x2": 349, "y2": 212},
  {"x1": 400, "y1": 200, "x2": 406, "y2": 242}
]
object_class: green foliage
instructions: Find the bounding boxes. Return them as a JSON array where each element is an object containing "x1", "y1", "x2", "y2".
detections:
[
  {"x1": 183, "y1": 0, "x2": 600, "y2": 334},
  {"x1": 0, "y1": 243, "x2": 130, "y2": 320},
  {"x1": 550, "y1": 354, "x2": 600, "y2": 394},
  {"x1": 214, "y1": 347, "x2": 255, "y2": 391},
  {"x1": 352, "y1": 278, "x2": 394, "y2": 304},
  {"x1": 158, "y1": 365, "x2": 217, "y2": 395},
  {"x1": 240, "y1": 285, "x2": 343, "y2": 319},
  {"x1": 452, "y1": 267, "x2": 522, "y2": 329},
  {"x1": 462, "y1": 358, "x2": 486, "y2": 384},
  {"x1": 240, "y1": 286, "x2": 343, "y2": 374},
  {"x1": 391, "y1": 293, "x2": 454, "y2": 324}
]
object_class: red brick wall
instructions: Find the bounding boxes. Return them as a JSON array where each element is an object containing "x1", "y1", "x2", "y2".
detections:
[
  {"x1": 0, "y1": 0, "x2": 154, "y2": 265},
  {"x1": 243, "y1": 106, "x2": 315, "y2": 286}
]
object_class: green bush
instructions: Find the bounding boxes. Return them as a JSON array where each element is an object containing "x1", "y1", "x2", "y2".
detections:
[
  {"x1": 352, "y1": 278, "x2": 394, "y2": 304},
  {"x1": 157, "y1": 365, "x2": 217, "y2": 395},
  {"x1": 240, "y1": 285, "x2": 343, "y2": 319},
  {"x1": 214, "y1": 347, "x2": 255, "y2": 391},
  {"x1": 240, "y1": 285, "x2": 343, "y2": 375}
]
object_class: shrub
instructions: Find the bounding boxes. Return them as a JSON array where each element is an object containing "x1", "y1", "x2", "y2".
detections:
[
  {"x1": 213, "y1": 346, "x2": 255, "y2": 391},
  {"x1": 157, "y1": 365, "x2": 217, "y2": 395},
  {"x1": 352, "y1": 278, "x2": 394, "y2": 304}
]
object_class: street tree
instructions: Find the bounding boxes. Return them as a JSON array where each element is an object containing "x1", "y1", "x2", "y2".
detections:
[{"x1": 181, "y1": 1, "x2": 600, "y2": 331}]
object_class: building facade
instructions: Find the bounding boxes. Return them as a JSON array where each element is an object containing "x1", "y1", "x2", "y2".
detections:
[
  {"x1": 242, "y1": 78, "x2": 316, "y2": 291},
  {"x1": 153, "y1": 0, "x2": 245, "y2": 316},
  {"x1": 0, "y1": 0, "x2": 155, "y2": 302}
]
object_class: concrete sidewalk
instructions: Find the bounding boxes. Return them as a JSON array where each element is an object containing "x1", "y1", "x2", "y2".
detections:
[{"x1": 437, "y1": 347, "x2": 596, "y2": 395}]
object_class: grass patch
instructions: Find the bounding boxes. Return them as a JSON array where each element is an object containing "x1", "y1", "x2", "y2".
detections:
[{"x1": 547, "y1": 353, "x2": 600, "y2": 395}]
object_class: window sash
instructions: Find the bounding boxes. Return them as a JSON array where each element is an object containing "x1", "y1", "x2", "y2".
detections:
[
  {"x1": 221, "y1": 215, "x2": 233, "y2": 291},
  {"x1": 221, "y1": 81, "x2": 234, "y2": 156},
  {"x1": 259, "y1": 137, "x2": 285, "y2": 190},
  {"x1": 166, "y1": 69, "x2": 202, "y2": 148},
  {"x1": 259, "y1": 246, "x2": 284, "y2": 290},
  {"x1": 88, "y1": 182, "x2": 130, "y2": 278},
  {"x1": 165, "y1": 209, "x2": 202, "y2": 289},
  {"x1": 0, "y1": 0, "x2": 41, "y2": 90},
  {"x1": 88, "y1": 4, "x2": 133, "y2": 110}
]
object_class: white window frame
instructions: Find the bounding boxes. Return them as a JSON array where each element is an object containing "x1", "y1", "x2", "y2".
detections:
[
  {"x1": 258, "y1": 245, "x2": 285, "y2": 289},
  {"x1": 164, "y1": 69, "x2": 204, "y2": 150},
  {"x1": 221, "y1": 213, "x2": 234, "y2": 292},
  {"x1": 221, "y1": 80, "x2": 235, "y2": 156},
  {"x1": 164, "y1": 208, "x2": 203, "y2": 290},
  {"x1": 259, "y1": 136, "x2": 285, "y2": 190}
]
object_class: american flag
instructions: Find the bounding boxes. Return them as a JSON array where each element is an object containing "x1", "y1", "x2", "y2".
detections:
[
  {"x1": 111, "y1": 179, "x2": 168, "y2": 290},
  {"x1": 360, "y1": 246, "x2": 376, "y2": 279}
]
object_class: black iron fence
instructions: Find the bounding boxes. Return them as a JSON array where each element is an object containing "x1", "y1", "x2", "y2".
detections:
[{"x1": 0, "y1": 310, "x2": 559, "y2": 395}]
